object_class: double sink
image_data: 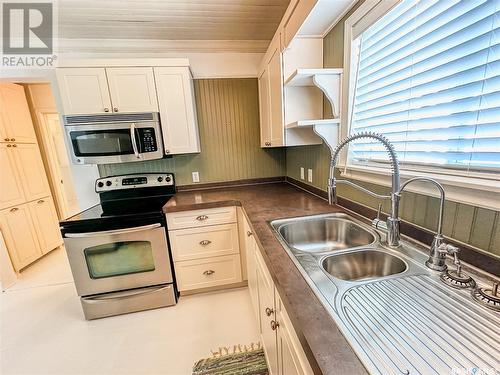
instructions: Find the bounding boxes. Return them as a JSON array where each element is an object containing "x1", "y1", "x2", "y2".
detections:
[{"x1": 270, "y1": 213, "x2": 499, "y2": 375}]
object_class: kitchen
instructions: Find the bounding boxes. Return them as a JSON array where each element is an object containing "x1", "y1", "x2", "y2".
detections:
[{"x1": 1, "y1": 0, "x2": 499, "y2": 374}]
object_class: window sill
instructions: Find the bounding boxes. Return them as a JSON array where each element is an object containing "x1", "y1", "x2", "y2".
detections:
[{"x1": 340, "y1": 165, "x2": 500, "y2": 211}]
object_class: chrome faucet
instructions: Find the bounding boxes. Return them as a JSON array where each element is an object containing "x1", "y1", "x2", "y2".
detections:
[{"x1": 328, "y1": 132, "x2": 455, "y2": 271}]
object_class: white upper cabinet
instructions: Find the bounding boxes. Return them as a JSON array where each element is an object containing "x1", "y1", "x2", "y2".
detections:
[
  {"x1": 106, "y1": 67, "x2": 158, "y2": 113},
  {"x1": 13, "y1": 143, "x2": 51, "y2": 202},
  {"x1": 0, "y1": 84, "x2": 37, "y2": 143},
  {"x1": 56, "y1": 68, "x2": 112, "y2": 115},
  {"x1": 57, "y1": 67, "x2": 159, "y2": 115},
  {"x1": 154, "y1": 67, "x2": 200, "y2": 155}
]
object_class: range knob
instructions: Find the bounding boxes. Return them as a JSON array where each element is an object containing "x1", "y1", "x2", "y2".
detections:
[
  {"x1": 157, "y1": 177, "x2": 163, "y2": 182},
  {"x1": 106, "y1": 180, "x2": 112, "y2": 187},
  {"x1": 97, "y1": 181, "x2": 104, "y2": 188},
  {"x1": 165, "y1": 176, "x2": 171, "y2": 182}
]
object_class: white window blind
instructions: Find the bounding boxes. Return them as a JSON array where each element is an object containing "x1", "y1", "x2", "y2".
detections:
[{"x1": 348, "y1": 0, "x2": 500, "y2": 172}]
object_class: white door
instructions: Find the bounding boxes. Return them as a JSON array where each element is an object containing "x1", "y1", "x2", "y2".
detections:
[
  {"x1": 106, "y1": 67, "x2": 158, "y2": 113},
  {"x1": 0, "y1": 204, "x2": 42, "y2": 271},
  {"x1": 267, "y1": 45, "x2": 285, "y2": 147},
  {"x1": 45, "y1": 113, "x2": 80, "y2": 218},
  {"x1": 0, "y1": 143, "x2": 25, "y2": 209},
  {"x1": 258, "y1": 68, "x2": 271, "y2": 147},
  {"x1": 154, "y1": 67, "x2": 200, "y2": 155},
  {"x1": 0, "y1": 83, "x2": 37, "y2": 143},
  {"x1": 12, "y1": 143, "x2": 51, "y2": 202},
  {"x1": 28, "y1": 197, "x2": 62, "y2": 254},
  {"x1": 56, "y1": 68, "x2": 112, "y2": 115}
]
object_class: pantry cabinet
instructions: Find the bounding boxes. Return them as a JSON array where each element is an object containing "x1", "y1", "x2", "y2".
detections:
[
  {"x1": 0, "y1": 204, "x2": 42, "y2": 271},
  {"x1": 154, "y1": 67, "x2": 200, "y2": 155},
  {"x1": 0, "y1": 143, "x2": 25, "y2": 210},
  {"x1": 28, "y1": 197, "x2": 63, "y2": 255},
  {"x1": 13, "y1": 143, "x2": 51, "y2": 202},
  {"x1": 57, "y1": 67, "x2": 159, "y2": 115},
  {"x1": 0, "y1": 84, "x2": 37, "y2": 143}
]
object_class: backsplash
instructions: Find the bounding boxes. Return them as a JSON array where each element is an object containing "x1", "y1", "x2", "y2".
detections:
[
  {"x1": 99, "y1": 78, "x2": 286, "y2": 185},
  {"x1": 285, "y1": 4, "x2": 500, "y2": 258}
]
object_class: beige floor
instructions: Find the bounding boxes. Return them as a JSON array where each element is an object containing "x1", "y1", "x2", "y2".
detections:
[{"x1": 1, "y1": 248, "x2": 259, "y2": 375}]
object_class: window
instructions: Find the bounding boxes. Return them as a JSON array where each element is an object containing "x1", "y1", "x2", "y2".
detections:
[{"x1": 347, "y1": 0, "x2": 500, "y2": 173}]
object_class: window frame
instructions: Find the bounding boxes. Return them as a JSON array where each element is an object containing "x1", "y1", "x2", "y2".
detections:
[{"x1": 340, "y1": 0, "x2": 500, "y2": 210}]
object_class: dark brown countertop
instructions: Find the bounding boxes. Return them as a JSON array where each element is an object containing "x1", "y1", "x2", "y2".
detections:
[{"x1": 164, "y1": 182, "x2": 369, "y2": 375}]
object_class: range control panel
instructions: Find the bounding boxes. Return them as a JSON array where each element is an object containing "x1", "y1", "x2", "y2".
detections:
[{"x1": 96, "y1": 173, "x2": 174, "y2": 192}]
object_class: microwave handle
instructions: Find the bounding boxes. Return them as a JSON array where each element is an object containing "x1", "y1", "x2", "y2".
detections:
[
  {"x1": 130, "y1": 123, "x2": 140, "y2": 159},
  {"x1": 64, "y1": 223, "x2": 161, "y2": 238}
]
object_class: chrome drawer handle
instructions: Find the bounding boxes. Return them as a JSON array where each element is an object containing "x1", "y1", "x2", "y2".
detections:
[
  {"x1": 10, "y1": 207, "x2": 18, "y2": 212},
  {"x1": 196, "y1": 215, "x2": 208, "y2": 221},
  {"x1": 199, "y1": 240, "x2": 212, "y2": 246},
  {"x1": 265, "y1": 307, "x2": 274, "y2": 317},
  {"x1": 247, "y1": 231, "x2": 252, "y2": 237},
  {"x1": 203, "y1": 270, "x2": 215, "y2": 276},
  {"x1": 37, "y1": 199, "x2": 45, "y2": 204}
]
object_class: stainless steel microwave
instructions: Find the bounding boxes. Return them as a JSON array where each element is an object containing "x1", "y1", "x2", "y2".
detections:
[{"x1": 63, "y1": 112, "x2": 164, "y2": 165}]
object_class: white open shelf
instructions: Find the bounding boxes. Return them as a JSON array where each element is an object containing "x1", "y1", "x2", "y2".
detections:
[
  {"x1": 285, "y1": 118, "x2": 340, "y2": 129},
  {"x1": 285, "y1": 68, "x2": 344, "y2": 87}
]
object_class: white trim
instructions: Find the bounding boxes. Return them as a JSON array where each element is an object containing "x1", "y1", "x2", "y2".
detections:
[{"x1": 340, "y1": 165, "x2": 500, "y2": 210}]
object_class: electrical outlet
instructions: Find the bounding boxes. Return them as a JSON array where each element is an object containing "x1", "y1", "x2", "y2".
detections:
[
  {"x1": 192, "y1": 171, "x2": 200, "y2": 183},
  {"x1": 307, "y1": 169, "x2": 313, "y2": 182},
  {"x1": 300, "y1": 167, "x2": 305, "y2": 180}
]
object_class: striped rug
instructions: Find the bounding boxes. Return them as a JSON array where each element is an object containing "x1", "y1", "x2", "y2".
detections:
[{"x1": 192, "y1": 348, "x2": 268, "y2": 375}]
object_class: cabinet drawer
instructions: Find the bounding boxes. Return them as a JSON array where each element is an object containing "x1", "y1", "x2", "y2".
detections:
[
  {"x1": 166, "y1": 206, "x2": 236, "y2": 230},
  {"x1": 175, "y1": 254, "x2": 242, "y2": 291},
  {"x1": 169, "y1": 223, "x2": 239, "y2": 262}
]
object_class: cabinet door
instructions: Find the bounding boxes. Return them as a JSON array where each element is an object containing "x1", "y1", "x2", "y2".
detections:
[
  {"x1": 0, "y1": 204, "x2": 42, "y2": 271},
  {"x1": 56, "y1": 68, "x2": 112, "y2": 115},
  {"x1": 258, "y1": 68, "x2": 271, "y2": 147},
  {"x1": 246, "y1": 234, "x2": 260, "y2": 328},
  {"x1": 106, "y1": 67, "x2": 158, "y2": 113},
  {"x1": 0, "y1": 83, "x2": 37, "y2": 143},
  {"x1": 256, "y1": 254, "x2": 279, "y2": 375},
  {"x1": 267, "y1": 44, "x2": 285, "y2": 147},
  {"x1": 0, "y1": 144, "x2": 25, "y2": 209},
  {"x1": 12, "y1": 143, "x2": 51, "y2": 201},
  {"x1": 277, "y1": 296, "x2": 314, "y2": 375},
  {"x1": 154, "y1": 67, "x2": 200, "y2": 155},
  {"x1": 28, "y1": 197, "x2": 62, "y2": 254}
]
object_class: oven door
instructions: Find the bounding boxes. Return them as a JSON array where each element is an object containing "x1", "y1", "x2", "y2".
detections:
[
  {"x1": 65, "y1": 122, "x2": 163, "y2": 165},
  {"x1": 64, "y1": 223, "x2": 173, "y2": 296}
]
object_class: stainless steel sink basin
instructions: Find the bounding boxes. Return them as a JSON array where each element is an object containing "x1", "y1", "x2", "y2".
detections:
[
  {"x1": 321, "y1": 249, "x2": 407, "y2": 281},
  {"x1": 277, "y1": 216, "x2": 376, "y2": 253}
]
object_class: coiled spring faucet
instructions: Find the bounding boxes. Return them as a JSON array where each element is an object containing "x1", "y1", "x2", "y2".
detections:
[{"x1": 329, "y1": 132, "x2": 456, "y2": 271}]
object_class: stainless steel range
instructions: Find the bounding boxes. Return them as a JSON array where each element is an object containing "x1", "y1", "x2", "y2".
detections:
[{"x1": 60, "y1": 173, "x2": 178, "y2": 320}]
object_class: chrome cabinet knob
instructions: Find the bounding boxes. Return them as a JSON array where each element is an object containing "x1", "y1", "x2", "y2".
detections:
[
  {"x1": 9, "y1": 207, "x2": 18, "y2": 212},
  {"x1": 113, "y1": 107, "x2": 118, "y2": 112},
  {"x1": 270, "y1": 320, "x2": 279, "y2": 331},
  {"x1": 104, "y1": 108, "x2": 110, "y2": 112},
  {"x1": 10, "y1": 138, "x2": 15, "y2": 142},
  {"x1": 12, "y1": 144, "x2": 17, "y2": 147},
  {"x1": 6, "y1": 144, "x2": 11, "y2": 147},
  {"x1": 196, "y1": 215, "x2": 208, "y2": 221},
  {"x1": 199, "y1": 240, "x2": 212, "y2": 246},
  {"x1": 265, "y1": 307, "x2": 274, "y2": 317},
  {"x1": 37, "y1": 199, "x2": 45, "y2": 204},
  {"x1": 247, "y1": 231, "x2": 253, "y2": 237},
  {"x1": 3, "y1": 138, "x2": 9, "y2": 141},
  {"x1": 165, "y1": 150, "x2": 170, "y2": 154},
  {"x1": 203, "y1": 270, "x2": 215, "y2": 276}
]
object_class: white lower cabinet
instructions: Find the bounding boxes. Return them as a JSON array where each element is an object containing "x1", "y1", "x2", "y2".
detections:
[
  {"x1": 244, "y1": 213, "x2": 314, "y2": 375},
  {"x1": 28, "y1": 197, "x2": 63, "y2": 255},
  {"x1": 167, "y1": 207, "x2": 242, "y2": 293}
]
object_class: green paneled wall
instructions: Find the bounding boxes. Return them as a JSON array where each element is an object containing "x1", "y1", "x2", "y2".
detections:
[
  {"x1": 99, "y1": 78, "x2": 286, "y2": 185},
  {"x1": 285, "y1": 5, "x2": 500, "y2": 257}
]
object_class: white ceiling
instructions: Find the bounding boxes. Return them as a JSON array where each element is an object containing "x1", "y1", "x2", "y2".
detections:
[{"x1": 58, "y1": 0, "x2": 290, "y2": 42}]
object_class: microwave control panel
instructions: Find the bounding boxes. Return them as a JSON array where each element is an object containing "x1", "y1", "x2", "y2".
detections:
[{"x1": 137, "y1": 128, "x2": 158, "y2": 153}]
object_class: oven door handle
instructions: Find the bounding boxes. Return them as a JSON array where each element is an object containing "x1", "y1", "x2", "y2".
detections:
[
  {"x1": 65, "y1": 223, "x2": 161, "y2": 238},
  {"x1": 130, "y1": 122, "x2": 140, "y2": 159}
]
